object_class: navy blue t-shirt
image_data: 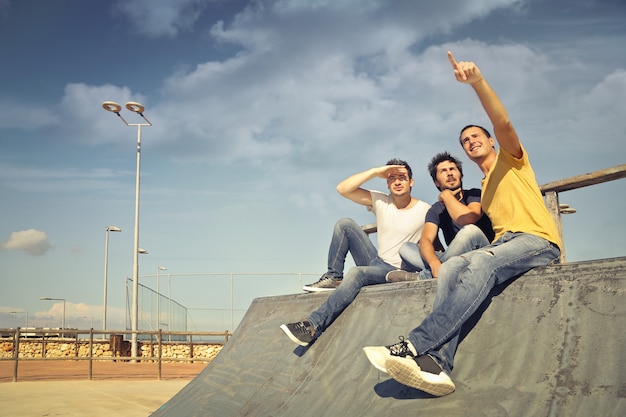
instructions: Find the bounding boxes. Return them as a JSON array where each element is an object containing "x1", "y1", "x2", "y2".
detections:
[{"x1": 424, "y1": 188, "x2": 495, "y2": 245}]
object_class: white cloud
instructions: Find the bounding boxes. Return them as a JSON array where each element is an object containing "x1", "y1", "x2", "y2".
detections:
[
  {"x1": 113, "y1": 0, "x2": 215, "y2": 38},
  {"x1": 0, "y1": 99, "x2": 59, "y2": 129},
  {"x1": 1, "y1": 229, "x2": 53, "y2": 256}
]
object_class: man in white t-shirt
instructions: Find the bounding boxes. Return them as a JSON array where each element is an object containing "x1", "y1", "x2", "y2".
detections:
[{"x1": 281, "y1": 159, "x2": 430, "y2": 346}]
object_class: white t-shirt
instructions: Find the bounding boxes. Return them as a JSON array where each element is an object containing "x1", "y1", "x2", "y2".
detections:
[{"x1": 369, "y1": 190, "x2": 430, "y2": 268}]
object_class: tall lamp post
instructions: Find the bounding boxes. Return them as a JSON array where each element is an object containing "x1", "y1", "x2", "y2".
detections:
[
  {"x1": 102, "y1": 101, "x2": 152, "y2": 360},
  {"x1": 39, "y1": 297, "x2": 66, "y2": 335},
  {"x1": 103, "y1": 225, "x2": 121, "y2": 337},
  {"x1": 157, "y1": 266, "x2": 167, "y2": 330}
]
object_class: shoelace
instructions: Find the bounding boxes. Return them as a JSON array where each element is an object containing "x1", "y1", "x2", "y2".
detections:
[
  {"x1": 294, "y1": 321, "x2": 311, "y2": 334},
  {"x1": 317, "y1": 274, "x2": 335, "y2": 283},
  {"x1": 386, "y1": 336, "x2": 413, "y2": 357}
]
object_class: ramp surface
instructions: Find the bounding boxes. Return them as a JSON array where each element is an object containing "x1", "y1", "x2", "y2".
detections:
[{"x1": 152, "y1": 257, "x2": 626, "y2": 417}]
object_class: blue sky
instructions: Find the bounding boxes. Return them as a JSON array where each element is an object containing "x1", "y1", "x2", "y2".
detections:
[{"x1": 1, "y1": 0, "x2": 625, "y2": 332}]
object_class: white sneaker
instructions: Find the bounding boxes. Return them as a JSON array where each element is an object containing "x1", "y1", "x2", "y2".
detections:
[
  {"x1": 385, "y1": 354, "x2": 455, "y2": 396},
  {"x1": 363, "y1": 337, "x2": 416, "y2": 374}
]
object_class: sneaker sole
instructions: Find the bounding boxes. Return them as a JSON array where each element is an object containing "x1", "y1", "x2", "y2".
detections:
[
  {"x1": 386, "y1": 356, "x2": 455, "y2": 396},
  {"x1": 302, "y1": 286, "x2": 337, "y2": 292},
  {"x1": 362, "y1": 346, "x2": 389, "y2": 373},
  {"x1": 279, "y1": 324, "x2": 310, "y2": 347}
]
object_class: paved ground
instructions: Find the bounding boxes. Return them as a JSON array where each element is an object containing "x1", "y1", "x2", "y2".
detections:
[{"x1": 0, "y1": 360, "x2": 207, "y2": 416}]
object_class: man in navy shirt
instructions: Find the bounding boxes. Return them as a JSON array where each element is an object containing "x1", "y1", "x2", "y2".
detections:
[{"x1": 386, "y1": 151, "x2": 493, "y2": 282}]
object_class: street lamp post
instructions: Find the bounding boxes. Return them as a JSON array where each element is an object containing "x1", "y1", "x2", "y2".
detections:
[
  {"x1": 103, "y1": 225, "x2": 121, "y2": 337},
  {"x1": 168, "y1": 272, "x2": 172, "y2": 341},
  {"x1": 102, "y1": 101, "x2": 152, "y2": 360},
  {"x1": 39, "y1": 297, "x2": 66, "y2": 335},
  {"x1": 157, "y1": 266, "x2": 167, "y2": 330},
  {"x1": 9, "y1": 311, "x2": 29, "y2": 328}
]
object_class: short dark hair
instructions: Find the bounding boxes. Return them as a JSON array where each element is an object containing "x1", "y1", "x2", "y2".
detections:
[
  {"x1": 458, "y1": 124, "x2": 492, "y2": 145},
  {"x1": 427, "y1": 151, "x2": 463, "y2": 183},
  {"x1": 386, "y1": 158, "x2": 413, "y2": 179}
]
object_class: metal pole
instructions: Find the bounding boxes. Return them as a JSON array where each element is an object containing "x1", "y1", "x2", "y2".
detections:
[
  {"x1": 102, "y1": 226, "x2": 120, "y2": 337},
  {"x1": 62, "y1": 299, "x2": 66, "y2": 338},
  {"x1": 168, "y1": 274, "x2": 171, "y2": 341},
  {"x1": 101, "y1": 101, "x2": 151, "y2": 360},
  {"x1": 155, "y1": 266, "x2": 161, "y2": 330},
  {"x1": 157, "y1": 266, "x2": 167, "y2": 331},
  {"x1": 131, "y1": 124, "x2": 142, "y2": 361},
  {"x1": 103, "y1": 228, "x2": 109, "y2": 334}
]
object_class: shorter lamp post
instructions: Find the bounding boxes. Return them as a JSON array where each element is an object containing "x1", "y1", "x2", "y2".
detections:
[
  {"x1": 39, "y1": 297, "x2": 66, "y2": 336},
  {"x1": 103, "y1": 225, "x2": 122, "y2": 336},
  {"x1": 9, "y1": 311, "x2": 29, "y2": 328},
  {"x1": 157, "y1": 266, "x2": 167, "y2": 330}
]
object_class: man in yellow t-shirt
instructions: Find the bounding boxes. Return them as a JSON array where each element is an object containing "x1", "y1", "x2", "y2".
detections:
[{"x1": 363, "y1": 52, "x2": 561, "y2": 397}]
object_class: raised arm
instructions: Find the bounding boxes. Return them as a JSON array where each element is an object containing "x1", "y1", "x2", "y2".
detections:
[
  {"x1": 448, "y1": 51, "x2": 523, "y2": 159},
  {"x1": 336, "y1": 165, "x2": 405, "y2": 206}
]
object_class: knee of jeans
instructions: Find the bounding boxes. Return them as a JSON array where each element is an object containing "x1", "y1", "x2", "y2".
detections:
[
  {"x1": 335, "y1": 217, "x2": 357, "y2": 230},
  {"x1": 458, "y1": 225, "x2": 489, "y2": 247},
  {"x1": 456, "y1": 224, "x2": 481, "y2": 240},
  {"x1": 345, "y1": 266, "x2": 381, "y2": 287},
  {"x1": 399, "y1": 242, "x2": 418, "y2": 258},
  {"x1": 438, "y1": 255, "x2": 470, "y2": 278}
]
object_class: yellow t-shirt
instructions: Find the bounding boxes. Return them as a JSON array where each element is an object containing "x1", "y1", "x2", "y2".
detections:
[{"x1": 481, "y1": 145, "x2": 562, "y2": 249}]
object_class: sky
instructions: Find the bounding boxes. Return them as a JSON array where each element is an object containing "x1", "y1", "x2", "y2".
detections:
[{"x1": 1, "y1": 0, "x2": 625, "y2": 332}]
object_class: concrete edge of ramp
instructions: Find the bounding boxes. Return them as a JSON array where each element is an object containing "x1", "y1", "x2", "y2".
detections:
[{"x1": 152, "y1": 256, "x2": 626, "y2": 417}]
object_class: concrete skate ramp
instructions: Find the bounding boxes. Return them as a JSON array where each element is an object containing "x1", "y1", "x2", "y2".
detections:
[{"x1": 152, "y1": 257, "x2": 626, "y2": 417}]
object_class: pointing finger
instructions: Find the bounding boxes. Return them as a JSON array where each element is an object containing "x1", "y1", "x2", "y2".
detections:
[
  {"x1": 447, "y1": 50, "x2": 465, "y2": 80},
  {"x1": 447, "y1": 51, "x2": 458, "y2": 69}
]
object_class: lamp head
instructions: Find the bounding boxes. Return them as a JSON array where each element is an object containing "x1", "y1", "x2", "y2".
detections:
[
  {"x1": 102, "y1": 101, "x2": 122, "y2": 113},
  {"x1": 125, "y1": 102, "x2": 145, "y2": 114}
]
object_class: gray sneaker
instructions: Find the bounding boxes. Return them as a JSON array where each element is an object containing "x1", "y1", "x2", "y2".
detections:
[
  {"x1": 386, "y1": 270, "x2": 419, "y2": 282},
  {"x1": 280, "y1": 320, "x2": 315, "y2": 346},
  {"x1": 303, "y1": 273, "x2": 342, "y2": 292}
]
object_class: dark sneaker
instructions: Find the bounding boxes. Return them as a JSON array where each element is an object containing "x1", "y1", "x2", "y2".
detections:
[
  {"x1": 280, "y1": 320, "x2": 315, "y2": 346},
  {"x1": 363, "y1": 336, "x2": 416, "y2": 373},
  {"x1": 302, "y1": 273, "x2": 342, "y2": 292},
  {"x1": 386, "y1": 270, "x2": 419, "y2": 282},
  {"x1": 386, "y1": 354, "x2": 455, "y2": 396}
]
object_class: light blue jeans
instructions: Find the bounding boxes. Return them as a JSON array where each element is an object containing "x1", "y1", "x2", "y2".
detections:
[
  {"x1": 309, "y1": 218, "x2": 395, "y2": 332},
  {"x1": 398, "y1": 225, "x2": 491, "y2": 279},
  {"x1": 407, "y1": 232, "x2": 561, "y2": 373},
  {"x1": 324, "y1": 218, "x2": 378, "y2": 279}
]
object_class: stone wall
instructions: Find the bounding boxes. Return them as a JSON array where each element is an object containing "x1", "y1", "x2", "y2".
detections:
[{"x1": 0, "y1": 339, "x2": 223, "y2": 363}]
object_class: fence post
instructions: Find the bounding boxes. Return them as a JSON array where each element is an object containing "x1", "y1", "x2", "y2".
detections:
[
  {"x1": 544, "y1": 191, "x2": 566, "y2": 263},
  {"x1": 189, "y1": 334, "x2": 194, "y2": 364},
  {"x1": 157, "y1": 329, "x2": 162, "y2": 380},
  {"x1": 13, "y1": 328, "x2": 20, "y2": 382},
  {"x1": 88, "y1": 329, "x2": 94, "y2": 380}
]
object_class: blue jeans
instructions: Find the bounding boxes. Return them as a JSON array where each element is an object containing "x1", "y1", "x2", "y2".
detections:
[
  {"x1": 309, "y1": 219, "x2": 394, "y2": 332},
  {"x1": 325, "y1": 218, "x2": 378, "y2": 279},
  {"x1": 407, "y1": 232, "x2": 560, "y2": 373},
  {"x1": 399, "y1": 225, "x2": 491, "y2": 279}
]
